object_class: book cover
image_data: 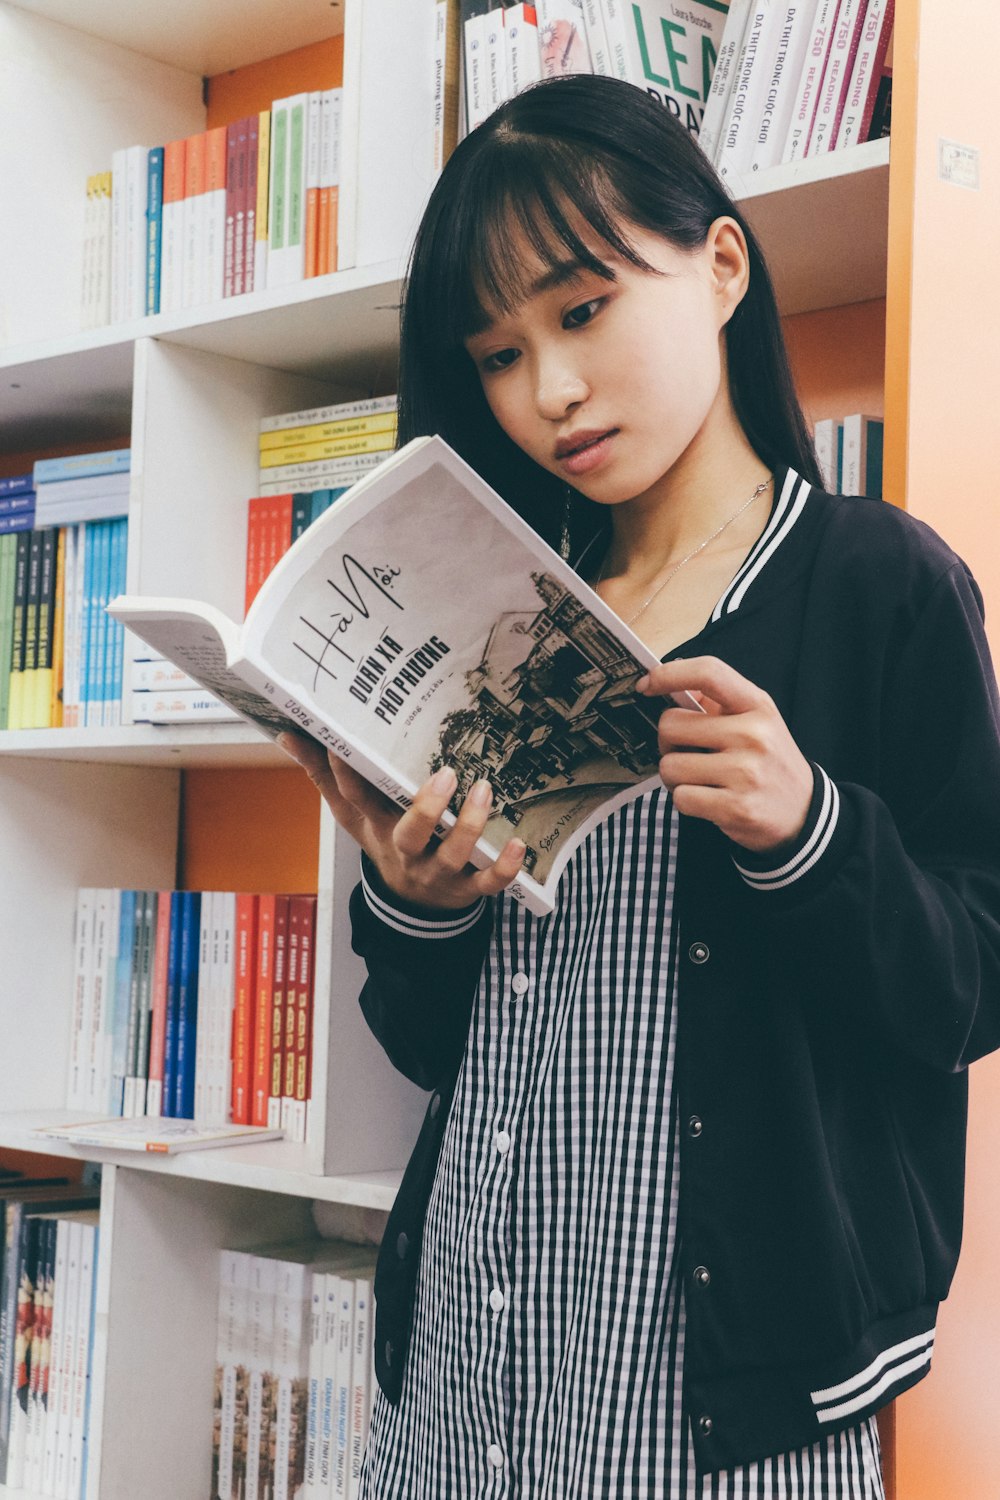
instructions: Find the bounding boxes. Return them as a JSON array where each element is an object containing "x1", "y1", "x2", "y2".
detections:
[
  {"x1": 717, "y1": 1, "x2": 792, "y2": 190},
  {"x1": 145, "y1": 145, "x2": 165, "y2": 316},
  {"x1": 698, "y1": 0, "x2": 753, "y2": 163},
  {"x1": 109, "y1": 435, "x2": 704, "y2": 919},
  {"x1": 753, "y1": 2, "x2": 833, "y2": 172},
  {"x1": 832, "y1": 0, "x2": 893, "y2": 149},
  {"x1": 806, "y1": 0, "x2": 866, "y2": 155},
  {"x1": 781, "y1": 0, "x2": 839, "y2": 161},
  {"x1": 601, "y1": 0, "x2": 730, "y2": 133},
  {"x1": 30, "y1": 1118, "x2": 284, "y2": 1154}
]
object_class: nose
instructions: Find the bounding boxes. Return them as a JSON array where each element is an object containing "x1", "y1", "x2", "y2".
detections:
[{"x1": 533, "y1": 351, "x2": 588, "y2": 421}]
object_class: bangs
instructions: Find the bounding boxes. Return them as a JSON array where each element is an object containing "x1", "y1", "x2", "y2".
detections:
[{"x1": 430, "y1": 136, "x2": 657, "y2": 345}]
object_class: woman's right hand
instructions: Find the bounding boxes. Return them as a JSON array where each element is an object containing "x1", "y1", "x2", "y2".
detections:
[{"x1": 277, "y1": 733, "x2": 526, "y2": 911}]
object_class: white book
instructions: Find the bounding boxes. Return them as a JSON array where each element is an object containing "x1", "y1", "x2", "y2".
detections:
[
  {"x1": 31, "y1": 1116, "x2": 284, "y2": 1153},
  {"x1": 716, "y1": 2, "x2": 788, "y2": 190},
  {"x1": 832, "y1": 0, "x2": 892, "y2": 150},
  {"x1": 130, "y1": 659, "x2": 200, "y2": 691},
  {"x1": 68, "y1": 1221, "x2": 99, "y2": 1500},
  {"x1": 125, "y1": 145, "x2": 150, "y2": 321},
  {"x1": 807, "y1": 0, "x2": 866, "y2": 155},
  {"x1": 464, "y1": 12, "x2": 491, "y2": 130},
  {"x1": 780, "y1": 0, "x2": 840, "y2": 161},
  {"x1": 272, "y1": 1261, "x2": 310, "y2": 1500},
  {"x1": 256, "y1": 452, "x2": 388, "y2": 489},
  {"x1": 229, "y1": 1253, "x2": 253, "y2": 1500},
  {"x1": 318, "y1": 1274, "x2": 340, "y2": 1498},
  {"x1": 840, "y1": 412, "x2": 881, "y2": 495},
  {"x1": 485, "y1": 6, "x2": 510, "y2": 109},
  {"x1": 159, "y1": 142, "x2": 185, "y2": 315},
  {"x1": 68, "y1": 888, "x2": 96, "y2": 1111},
  {"x1": 813, "y1": 417, "x2": 838, "y2": 492},
  {"x1": 268, "y1": 93, "x2": 311, "y2": 288},
  {"x1": 331, "y1": 1278, "x2": 355, "y2": 1499},
  {"x1": 52, "y1": 1219, "x2": 83, "y2": 1500},
  {"x1": 601, "y1": 0, "x2": 728, "y2": 130},
  {"x1": 697, "y1": 0, "x2": 754, "y2": 164},
  {"x1": 130, "y1": 689, "x2": 241, "y2": 723},
  {"x1": 304, "y1": 1271, "x2": 325, "y2": 1496},
  {"x1": 505, "y1": 4, "x2": 543, "y2": 96},
  {"x1": 580, "y1": 0, "x2": 613, "y2": 76},
  {"x1": 109, "y1": 435, "x2": 703, "y2": 920},
  {"x1": 95, "y1": 175, "x2": 113, "y2": 328},
  {"x1": 109, "y1": 148, "x2": 128, "y2": 323},
  {"x1": 90, "y1": 887, "x2": 120, "y2": 1113},
  {"x1": 79, "y1": 178, "x2": 96, "y2": 331},
  {"x1": 193, "y1": 889, "x2": 215, "y2": 1122},
  {"x1": 217, "y1": 891, "x2": 237, "y2": 1126},
  {"x1": 42, "y1": 1218, "x2": 72, "y2": 1495},
  {"x1": 203, "y1": 144, "x2": 228, "y2": 305},
  {"x1": 535, "y1": 0, "x2": 592, "y2": 77},
  {"x1": 752, "y1": 1, "x2": 823, "y2": 172},
  {"x1": 347, "y1": 1268, "x2": 376, "y2": 1500},
  {"x1": 262, "y1": 395, "x2": 398, "y2": 434},
  {"x1": 214, "y1": 1249, "x2": 241, "y2": 1500},
  {"x1": 245, "y1": 1255, "x2": 278, "y2": 1500}
]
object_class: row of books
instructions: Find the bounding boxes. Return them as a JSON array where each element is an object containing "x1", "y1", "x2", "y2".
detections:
[
  {"x1": 814, "y1": 412, "x2": 883, "y2": 497},
  {"x1": 0, "y1": 449, "x2": 132, "y2": 537},
  {"x1": 211, "y1": 1240, "x2": 377, "y2": 1500},
  {"x1": 68, "y1": 888, "x2": 318, "y2": 1144},
  {"x1": 702, "y1": 0, "x2": 894, "y2": 191},
  {"x1": 256, "y1": 394, "x2": 397, "y2": 495},
  {"x1": 130, "y1": 655, "x2": 242, "y2": 726},
  {"x1": 81, "y1": 88, "x2": 343, "y2": 330},
  {"x1": 0, "y1": 1176, "x2": 102, "y2": 1498},
  {"x1": 0, "y1": 517, "x2": 128, "y2": 732},
  {"x1": 462, "y1": 0, "x2": 731, "y2": 135}
]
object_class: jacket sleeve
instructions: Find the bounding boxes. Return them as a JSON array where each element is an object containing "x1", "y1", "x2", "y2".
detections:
[
  {"x1": 730, "y1": 561, "x2": 1000, "y2": 1073},
  {"x1": 348, "y1": 851, "x2": 492, "y2": 1090}
]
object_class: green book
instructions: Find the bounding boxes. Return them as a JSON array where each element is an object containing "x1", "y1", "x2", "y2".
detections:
[{"x1": 0, "y1": 535, "x2": 16, "y2": 728}]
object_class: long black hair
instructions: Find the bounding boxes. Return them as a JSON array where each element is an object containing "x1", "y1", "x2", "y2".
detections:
[{"x1": 398, "y1": 73, "x2": 821, "y2": 563}]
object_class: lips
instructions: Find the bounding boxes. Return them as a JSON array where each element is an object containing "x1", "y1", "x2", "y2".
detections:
[{"x1": 555, "y1": 427, "x2": 617, "y2": 460}]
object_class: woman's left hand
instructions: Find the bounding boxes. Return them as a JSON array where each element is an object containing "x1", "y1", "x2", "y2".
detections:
[{"x1": 636, "y1": 656, "x2": 814, "y2": 853}]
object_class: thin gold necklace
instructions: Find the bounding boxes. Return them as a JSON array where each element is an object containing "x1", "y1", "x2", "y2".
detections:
[{"x1": 597, "y1": 476, "x2": 773, "y2": 627}]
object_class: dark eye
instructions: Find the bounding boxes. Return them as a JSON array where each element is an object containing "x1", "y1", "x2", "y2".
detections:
[
  {"x1": 563, "y1": 298, "x2": 603, "y2": 329},
  {"x1": 481, "y1": 347, "x2": 520, "y2": 373}
]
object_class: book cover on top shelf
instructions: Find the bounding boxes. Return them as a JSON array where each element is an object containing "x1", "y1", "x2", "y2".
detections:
[{"x1": 108, "y1": 435, "x2": 704, "y2": 919}]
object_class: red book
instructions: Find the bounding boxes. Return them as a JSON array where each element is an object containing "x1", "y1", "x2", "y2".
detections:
[
  {"x1": 283, "y1": 899, "x2": 304, "y2": 1127},
  {"x1": 244, "y1": 113, "x2": 260, "y2": 293},
  {"x1": 251, "y1": 893, "x2": 276, "y2": 1127},
  {"x1": 233, "y1": 116, "x2": 251, "y2": 297},
  {"x1": 266, "y1": 495, "x2": 294, "y2": 584},
  {"x1": 244, "y1": 495, "x2": 276, "y2": 614},
  {"x1": 231, "y1": 893, "x2": 258, "y2": 1124},
  {"x1": 224, "y1": 120, "x2": 241, "y2": 298},
  {"x1": 293, "y1": 895, "x2": 317, "y2": 1144},
  {"x1": 146, "y1": 890, "x2": 173, "y2": 1116},
  {"x1": 268, "y1": 896, "x2": 290, "y2": 1129}
]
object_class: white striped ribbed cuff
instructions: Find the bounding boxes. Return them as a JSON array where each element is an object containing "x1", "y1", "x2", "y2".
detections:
[
  {"x1": 811, "y1": 1329, "x2": 935, "y2": 1425},
  {"x1": 733, "y1": 766, "x2": 840, "y2": 892},
  {"x1": 361, "y1": 866, "x2": 486, "y2": 939}
]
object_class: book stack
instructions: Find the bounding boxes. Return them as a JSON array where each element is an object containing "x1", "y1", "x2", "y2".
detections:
[
  {"x1": 0, "y1": 459, "x2": 129, "y2": 731},
  {"x1": 245, "y1": 491, "x2": 343, "y2": 614},
  {"x1": 68, "y1": 887, "x2": 318, "y2": 1144},
  {"x1": 461, "y1": 0, "x2": 731, "y2": 135},
  {"x1": 813, "y1": 412, "x2": 883, "y2": 496},
  {"x1": 255, "y1": 395, "x2": 397, "y2": 499},
  {"x1": 0, "y1": 1179, "x2": 102, "y2": 1500},
  {"x1": 700, "y1": 0, "x2": 894, "y2": 192},
  {"x1": 130, "y1": 655, "x2": 241, "y2": 725},
  {"x1": 81, "y1": 88, "x2": 344, "y2": 327},
  {"x1": 0, "y1": 473, "x2": 35, "y2": 535},
  {"x1": 211, "y1": 1241, "x2": 377, "y2": 1500}
]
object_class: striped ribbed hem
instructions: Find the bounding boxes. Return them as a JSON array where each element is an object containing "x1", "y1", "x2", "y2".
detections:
[
  {"x1": 733, "y1": 765, "x2": 840, "y2": 892},
  {"x1": 811, "y1": 1329, "x2": 935, "y2": 1425},
  {"x1": 360, "y1": 861, "x2": 486, "y2": 939}
]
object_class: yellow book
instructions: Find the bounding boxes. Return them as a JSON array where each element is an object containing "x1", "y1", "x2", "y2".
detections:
[
  {"x1": 254, "y1": 107, "x2": 271, "y2": 291},
  {"x1": 258, "y1": 430, "x2": 397, "y2": 468},
  {"x1": 49, "y1": 526, "x2": 67, "y2": 727},
  {"x1": 258, "y1": 413, "x2": 397, "y2": 452},
  {"x1": 7, "y1": 532, "x2": 30, "y2": 731},
  {"x1": 32, "y1": 529, "x2": 58, "y2": 728}
]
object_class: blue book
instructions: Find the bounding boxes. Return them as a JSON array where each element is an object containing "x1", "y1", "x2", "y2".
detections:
[
  {"x1": 309, "y1": 489, "x2": 333, "y2": 524},
  {"x1": 292, "y1": 493, "x2": 312, "y2": 541},
  {"x1": 86, "y1": 521, "x2": 110, "y2": 727},
  {"x1": 0, "y1": 474, "x2": 33, "y2": 497},
  {"x1": 0, "y1": 511, "x2": 35, "y2": 535},
  {"x1": 33, "y1": 449, "x2": 131, "y2": 485},
  {"x1": 107, "y1": 518, "x2": 128, "y2": 723},
  {"x1": 836, "y1": 422, "x2": 844, "y2": 493},
  {"x1": 146, "y1": 145, "x2": 164, "y2": 316},
  {"x1": 866, "y1": 418, "x2": 884, "y2": 499},
  {"x1": 0, "y1": 493, "x2": 34, "y2": 515},
  {"x1": 161, "y1": 893, "x2": 183, "y2": 1117},
  {"x1": 78, "y1": 523, "x2": 96, "y2": 725},
  {"x1": 110, "y1": 889, "x2": 137, "y2": 1115},
  {"x1": 174, "y1": 890, "x2": 202, "y2": 1119}
]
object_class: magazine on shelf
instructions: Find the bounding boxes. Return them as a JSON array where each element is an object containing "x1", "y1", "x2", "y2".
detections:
[
  {"x1": 31, "y1": 1118, "x2": 285, "y2": 1154},
  {"x1": 108, "y1": 435, "x2": 702, "y2": 918}
]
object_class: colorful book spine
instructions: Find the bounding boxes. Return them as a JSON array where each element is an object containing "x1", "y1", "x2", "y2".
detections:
[
  {"x1": 182, "y1": 130, "x2": 207, "y2": 309},
  {"x1": 252, "y1": 894, "x2": 277, "y2": 1127},
  {"x1": 145, "y1": 145, "x2": 164, "y2": 316},
  {"x1": 252, "y1": 109, "x2": 270, "y2": 293},
  {"x1": 833, "y1": 0, "x2": 894, "y2": 149},
  {"x1": 232, "y1": 893, "x2": 258, "y2": 1125},
  {"x1": 160, "y1": 138, "x2": 187, "y2": 314},
  {"x1": 204, "y1": 125, "x2": 229, "y2": 305},
  {"x1": 807, "y1": 0, "x2": 867, "y2": 155},
  {"x1": 268, "y1": 897, "x2": 290, "y2": 1130},
  {"x1": 751, "y1": 2, "x2": 818, "y2": 174},
  {"x1": 174, "y1": 890, "x2": 202, "y2": 1118},
  {"x1": 259, "y1": 431, "x2": 397, "y2": 468},
  {"x1": 781, "y1": 0, "x2": 840, "y2": 161}
]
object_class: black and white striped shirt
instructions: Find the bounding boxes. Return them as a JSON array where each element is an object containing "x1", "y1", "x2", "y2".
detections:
[{"x1": 358, "y1": 469, "x2": 887, "y2": 1497}]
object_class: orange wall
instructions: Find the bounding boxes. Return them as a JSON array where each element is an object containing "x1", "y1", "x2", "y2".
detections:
[
  {"x1": 180, "y1": 767, "x2": 320, "y2": 894},
  {"x1": 206, "y1": 37, "x2": 344, "y2": 129}
]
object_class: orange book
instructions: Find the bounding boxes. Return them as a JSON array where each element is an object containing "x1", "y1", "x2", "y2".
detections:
[
  {"x1": 266, "y1": 495, "x2": 294, "y2": 585},
  {"x1": 231, "y1": 893, "x2": 258, "y2": 1124},
  {"x1": 204, "y1": 125, "x2": 228, "y2": 303},
  {"x1": 304, "y1": 92, "x2": 321, "y2": 278},
  {"x1": 268, "y1": 896, "x2": 290, "y2": 1129},
  {"x1": 251, "y1": 893, "x2": 276, "y2": 1126},
  {"x1": 182, "y1": 131, "x2": 207, "y2": 308},
  {"x1": 161, "y1": 138, "x2": 187, "y2": 313},
  {"x1": 245, "y1": 496, "x2": 268, "y2": 615}
]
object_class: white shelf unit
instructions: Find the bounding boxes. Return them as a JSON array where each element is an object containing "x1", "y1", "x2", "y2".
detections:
[{"x1": 0, "y1": 2, "x2": 897, "y2": 1495}]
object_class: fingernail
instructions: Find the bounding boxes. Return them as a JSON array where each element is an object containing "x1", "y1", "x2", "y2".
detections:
[
  {"x1": 431, "y1": 766, "x2": 456, "y2": 794},
  {"x1": 636, "y1": 675, "x2": 650, "y2": 692},
  {"x1": 468, "y1": 780, "x2": 492, "y2": 806},
  {"x1": 510, "y1": 839, "x2": 526, "y2": 858}
]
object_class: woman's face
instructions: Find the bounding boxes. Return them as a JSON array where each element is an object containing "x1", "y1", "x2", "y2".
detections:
[{"x1": 463, "y1": 216, "x2": 748, "y2": 512}]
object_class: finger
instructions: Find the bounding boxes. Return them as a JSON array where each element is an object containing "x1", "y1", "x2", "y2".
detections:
[
  {"x1": 638, "y1": 656, "x2": 769, "y2": 716},
  {"x1": 393, "y1": 766, "x2": 459, "y2": 859},
  {"x1": 659, "y1": 749, "x2": 740, "y2": 789},
  {"x1": 432, "y1": 779, "x2": 498, "y2": 874},
  {"x1": 466, "y1": 836, "x2": 528, "y2": 898},
  {"x1": 657, "y1": 707, "x2": 744, "y2": 754}
]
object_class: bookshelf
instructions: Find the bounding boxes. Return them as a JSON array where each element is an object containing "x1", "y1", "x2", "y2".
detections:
[{"x1": 0, "y1": 1, "x2": 996, "y2": 1496}]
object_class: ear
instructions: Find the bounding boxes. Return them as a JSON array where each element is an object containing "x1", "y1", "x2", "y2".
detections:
[{"x1": 705, "y1": 216, "x2": 751, "y2": 329}]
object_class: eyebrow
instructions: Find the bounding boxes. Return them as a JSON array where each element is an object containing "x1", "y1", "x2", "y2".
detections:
[{"x1": 473, "y1": 258, "x2": 613, "y2": 335}]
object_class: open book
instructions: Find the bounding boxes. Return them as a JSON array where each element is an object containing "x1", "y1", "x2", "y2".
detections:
[{"x1": 109, "y1": 435, "x2": 700, "y2": 917}]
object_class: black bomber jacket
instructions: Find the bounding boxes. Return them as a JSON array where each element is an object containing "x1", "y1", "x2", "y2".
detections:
[{"x1": 346, "y1": 470, "x2": 1000, "y2": 1472}]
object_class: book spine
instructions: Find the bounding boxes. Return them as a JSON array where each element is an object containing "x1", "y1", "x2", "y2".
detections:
[
  {"x1": 67, "y1": 889, "x2": 96, "y2": 1112},
  {"x1": 717, "y1": 2, "x2": 786, "y2": 186},
  {"x1": 535, "y1": 0, "x2": 592, "y2": 78},
  {"x1": 505, "y1": 4, "x2": 543, "y2": 96},
  {"x1": 260, "y1": 393, "x2": 398, "y2": 434},
  {"x1": 252, "y1": 108, "x2": 269, "y2": 293},
  {"x1": 33, "y1": 526, "x2": 57, "y2": 728},
  {"x1": 224, "y1": 121, "x2": 240, "y2": 299},
  {"x1": 214, "y1": 1249, "x2": 239, "y2": 1500},
  {"x1": 93, "y1": 518, "x2": 113, "y2": 726},
  {"x1": 232, "y1": 893, "x2": 258, "y2": 1125},
  {"x1": 293, "y1": 895, "x2": 317, "y2": 1144},
  {"x1": 181, "y1": 130, "x2": 206, "y2": 308},
  {"x1": 318, "y1": 1275, "x2": 339, "y2": 1498},
  {"x1": 194, "y1": 889, "x2": 215, "y2": 1122},
  {"x1": 121, "y1": 889, "x2": 144, "y2": 1116},
  {"x1": 127, "y1": 146, "x2": 150, "y2": 320},
  {"x1": 145, "y1": 145, "x2": 164, "y2": 316},
  {"x1": 67, "y1": 1224, "x2": 97, "y2": 1500},
  {"x1": 6, "y1": 531, "x2": 30, "y2": 730},
  {"x1": 174, "y1": 890, "x2": 202, "y2": 1118},
  {"x1": 26, "y1": 1218, "x2": 56, "y2": 1492},
  {"x1": 305, "y1": 92, "x2": 322, "y2": 278},
  {"x1": 41, "y1": 1218, "x2": 70, "y2": 1495},
  {"x1": 259, "y1": 414, "x2": 398, "y2": 451},
  {"x1": 245, "y1": 1256, "x2": 278, "y2": 1500},
  {"x1": 131, "y1": 890, "x2": 157, "y2": 1116},
  {"x1": 0, "y1": 535, "x2": 15, "y2": 730},
  {"x1": 87, "y1": 888, "x2": 114, "y2": 1112},
  {"x1": 252, "y1": 895, "x2": 277, "y2": 1127},
  {"x1": 807, "y1": 0, "x2": 866, "y2": 155},
  {"x1": 148, "y1": 889, "x2": 174, "y2": 1116},
  {"x1": 281, "y1": 900, "x2": 301, "y2": 1132},
  {"x1": 698, "y1": 0, "x2": 753, "y2": 163},
  {"x1": 110, "y1": 148, "x2": 127, "y2": 322},
  {"x1": 833, "y1": 0, "x2": 893, "y2": 149},
  {"x1": 268, "y1": 896, "x2": 290, "y2": 1129},
  {"x1": 332, "y1": 1277, "x2": 354, "y2": 1498},
  {"x1": 34, "y1": 449, "x2": 131, "y2": 485},
  {"x1": 21, "y1": 529, "x2": 42, "y2": 730},
  {"x1": 348, "y1": 1271, "x2": 374, "y2": 1500},
  {"x1": 5, "y1": 1216, "x2": 40, "y2": 1487},
  {"x1": 752, "y1": 1, "x2": 817, "y2": 173},
  {"x1": 160, "y1": 138, "x2": 187, "y2": 315},
  {"x1": 215, "y1": 891, "x2": 237, "y2": 1125},
  {"x1": 580, "y1": 0, "x2": 612, "y2": 76},
  {"x1": 781, "y1": 0, "x2": 840, "y2": 161},
  {"x1": 108, "y1": 887, "x2": 135, "y2": 1112},
  {"x1": 268, "y1": 94, "x2": 310, "y2": 288},
  {"x1": 204, "y1": 125, "x2": 228, "y2": 304},
  {"x1": 96, "y1": 171, "x2": 113, "y2": 326},
  {"x1": 304, "y1": 1269, "x2": 324, "y2": 1496},
  {"x1": 464, "y1": 12, "x2": 490, "y2": 130},
  {"x1": 233, "y1": 116, "x2": 251, "y2": 297},
  {"x1": 484, "y1": 6, "x2": 509, "y2": 108},
  {"x1": 259, "y1": 431, "x2": 397, "y2": 468},
  {"x1": 52, "y1": 1219, "x2": 81, "y2": 1498},
  {"x1": 49, "y1": 526, "x2": 66, "y2": 727}
]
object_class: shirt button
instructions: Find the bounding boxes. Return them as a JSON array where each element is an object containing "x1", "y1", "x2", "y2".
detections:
[
  {"x1": 396, "y1": 1231, "x2": 409, "y2": 1260},
  {"x1": 489, "y1": 1288, "x2": 506, "y2": 1312},
  {"x1": 688, "y1": 1115, "x2": 703, "y2": 1138},
  {"x1": 487, "y1": 1443, "x2": 504, "y2": 1469},
  {"x1": 689, "y1": 941, "x2": 710, "y2": 964},
  {"x1": 693, "y1": 1265, "x2": 711, "y2": 1287},
  {"x1": 429, "y1": 1093, "x2": 441, "y2": 1119},
  {"x1": 495, "y1": 1129, "x2": 511, "y2": 1154},
  {"x1": 511, "y1": 971, "x2": 529, "y2": 995},
  {"x1": 698, "y1": 1413, "x2": 713, "y2": 1436}
]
